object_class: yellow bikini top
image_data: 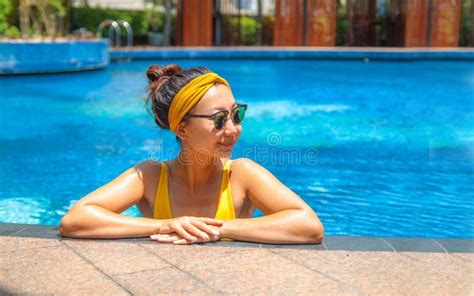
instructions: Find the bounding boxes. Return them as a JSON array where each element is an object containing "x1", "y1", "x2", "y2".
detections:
[{"x1": 153, "y1": 159, "x2": 236, "y2": 221}]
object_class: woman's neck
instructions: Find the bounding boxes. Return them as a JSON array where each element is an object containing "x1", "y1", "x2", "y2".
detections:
[{"x1": 169, "y1": 151, "x2": 225, "y2": 193}]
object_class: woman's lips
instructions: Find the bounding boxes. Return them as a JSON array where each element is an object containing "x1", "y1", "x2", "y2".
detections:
[{"x1": 218, "y1": 142, "x2": 235, "y2": 148}]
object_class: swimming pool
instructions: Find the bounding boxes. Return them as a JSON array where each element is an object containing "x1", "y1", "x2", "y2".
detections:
[{"x1": 1, "y1": 57, "x2": 473, "y2": 238}]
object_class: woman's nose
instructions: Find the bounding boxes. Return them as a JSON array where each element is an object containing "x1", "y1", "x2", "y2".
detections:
[{"x1": 223, "y1": 115, "x2": 238, "y2": 134}]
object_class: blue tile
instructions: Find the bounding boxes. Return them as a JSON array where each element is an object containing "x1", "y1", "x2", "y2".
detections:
[
  {"x1": 263, "y1": 242, "x2": 326, "y2": 251},
  {"x1": 324, "y1": 236, "x2": 394, "y2": 252},
  {"x1": 109, "y1": 49, "x2": 474, "y2": 61},
  {"x1": 9, "y1": 224, "x2": 60, "y2": 239},
  {"x1": 382, "y1": 238, "x2": 446, "y2": 252},
  {"x1": 0, "y1": 40, "x2": 108, "y2": 74},
  {"x1": 0, "y1": 223, "x2": 31, "y2": 236},
  {"x1": 434, "y1": 239, "x2": 474, "y2": 253}
]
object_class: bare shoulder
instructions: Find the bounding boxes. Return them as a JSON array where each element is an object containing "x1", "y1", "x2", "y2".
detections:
[
  {"x1": 231, "y1": 157, "x2": 272, "y2": 175},
  {"x1": 231, "y1": 157, "x2": 258, "y2": 168},
  {"x1": 134, "y1": 159, "x2": 162, "y2": 180},
  {"x1": 229, "y1": 157, "x2": 277, "y2": 187},
  {"x1": 134, "y1": 159, "x2": 163, "y2": 201},
  {"x1": 99, "y1": 159, "x2": 162, "y2": 193}
]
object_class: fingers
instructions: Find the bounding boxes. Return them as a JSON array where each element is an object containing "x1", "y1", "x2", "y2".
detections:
[
  {"x1": 177, "y1": 217, "x2": 222, "y2": 241},
  {"x1": 151, "y1": 233, "x2": 195, "y2": 245},
  {"x1": 155, "y1": 217, "x2": 223, "y2": 245},
  {"x1": 172, "y1": 224, "x2": 197, "y2": 242},
  {"x1": 199, "y1": 217, "x2": 224, "y2": 226},
  {"x1": 192, "y1": 220, "x2": 220, "y2": 237},
  {"x1": 183, "y1": 223, "x2": 210, "y2": 241},
  {"x1": 150, "y1": 233, "x2": 180, "y2": 243},
  {"x1": 151, "y1": 232, "x2": 220, "y2": 245},
  {"x1": 150, "y1": 233, "x2": 201, "y2": 245}
]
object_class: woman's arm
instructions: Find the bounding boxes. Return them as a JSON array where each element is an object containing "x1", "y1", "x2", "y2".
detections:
[
  {"x1": 220, "y1": 158, "x2": 324, "y2": 244},
  {"x1": 60, "y1": 161, "x2": 164, "y2": 238}
]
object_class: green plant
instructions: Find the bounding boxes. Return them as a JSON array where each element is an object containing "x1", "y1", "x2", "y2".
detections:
[
  {"x1": 145, "y1": 0, "x2": 165, "y2": 32},
  {"x1": 459, "y1": 0, "x2": 473, "y2": 46},
  {"x1": 239, "y1": 16, "x2": 260, "y2": 45},
  {"x1": 17, "y1": 0, "x2": 66, "y2": 38},
  {"x1": 0, "y1": 0, "x2": 20, "y2": 38},
  {"x1": 224, "y1": 16, "x2": 260, "y2": 45},
  {"x1": 335, "y1": 0, "x2": 348, "y2": 46}
]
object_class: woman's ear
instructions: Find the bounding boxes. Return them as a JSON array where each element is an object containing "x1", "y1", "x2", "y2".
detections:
[{"x1": 175, "y1": 121, "x2": 188, "y2": 141}]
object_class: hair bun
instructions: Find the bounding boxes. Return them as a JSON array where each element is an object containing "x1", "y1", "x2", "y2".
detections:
[
  {"x1": 146, "y1": 64, "x2": 182, "y2": 97},
  {"x1": 146, "y1": 64, "x2": 181, "y2": 82}
]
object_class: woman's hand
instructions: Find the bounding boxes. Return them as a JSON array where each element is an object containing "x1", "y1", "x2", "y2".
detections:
[
  {"x1": 151, "y1": 216, "x2": 223, "y2": 244},
  {"x1": 150, "y1": 227, "x2": 222, "y2": 245}
]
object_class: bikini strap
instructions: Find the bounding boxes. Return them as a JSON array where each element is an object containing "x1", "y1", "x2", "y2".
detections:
[
  {"x1": 223, "y1": 158, "x2": 233, "y2": 171},
  {"x1": 153, "y1": 162, "x2": 173, "y2": 219}
]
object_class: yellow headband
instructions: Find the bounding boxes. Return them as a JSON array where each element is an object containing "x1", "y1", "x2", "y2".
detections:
[{"x1": 168, "y1": 72, "x2": 230, "y2": 133}]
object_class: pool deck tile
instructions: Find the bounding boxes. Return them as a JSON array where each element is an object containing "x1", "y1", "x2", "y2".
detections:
[
  {"x1": 0, "y1": 235, "x2": 63, "y2": 253},
  {"x1": 1, "y1": 223, "x2": 473, "y2": 295},
  {"x1": 0, "y1": 244, "x2": 129, "y2": 295},
  {"x1": 112, "y1": 266, "x2": 218, "y2": 295},
  {"x1": 399, "y1": 252, "x2": 474, "y2": 294},
  {"x1": 140, "y1": 243, "x2": 352, "y2": 295},
  {"x1": 453, "y1": 252, "x2": 474, "y2": 262},
  {"x1": 0, "y1": 225, "x2": 63, "y2": 253},
  {"x1": 272, "y1": 248, "x2": 474, "y2": 295},
  {"x1": 63, "y1": 239, "x2": 171, "y2": 276}
]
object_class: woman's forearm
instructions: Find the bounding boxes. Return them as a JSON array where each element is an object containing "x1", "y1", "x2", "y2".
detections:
[
  {"x1": 220, "y1": 209, "x2": 324, "y2": 244},
  {"x1": 60, "y1": 205, "x2": 164, "y2": 239}
]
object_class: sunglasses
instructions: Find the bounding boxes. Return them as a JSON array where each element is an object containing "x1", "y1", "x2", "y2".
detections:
[{"x1": 185, "y1": 103, "x2": 248, "y2": 130}]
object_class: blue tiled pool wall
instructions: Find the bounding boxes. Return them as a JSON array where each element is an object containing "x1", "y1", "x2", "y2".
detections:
[
  {"x1": 0, "y1": 40, "x2": 108, "y2": 74},
  {"x1": 1, "y1": 43, "x2": 473, "y2": 75},
  {"x1": 110, "y1": 49, "x2": 474, "y2": 61}
]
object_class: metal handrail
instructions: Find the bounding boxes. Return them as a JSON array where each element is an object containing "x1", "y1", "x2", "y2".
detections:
[
  {"x1": 97, "y1": 19, "x2": 122, "y2": 47},
  {"x1": 117, "y1": 20, "x2": 133, "y2": 47}
]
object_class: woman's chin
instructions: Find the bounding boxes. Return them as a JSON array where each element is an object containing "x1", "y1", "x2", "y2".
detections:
[{"x1": 215, "y1": 147, "x2": 233, "y2": 157}]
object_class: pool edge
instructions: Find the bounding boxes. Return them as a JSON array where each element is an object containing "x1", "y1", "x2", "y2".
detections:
[
  {"x1": 2, "y1": 222, "x2": 472, "y2": 253},
  {"x1": 110, "y1": 46, "x2": 474, "y2": 61}
]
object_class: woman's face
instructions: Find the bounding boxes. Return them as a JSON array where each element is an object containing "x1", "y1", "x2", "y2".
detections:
[{"x1": 178, "y1": 83, "x2": 242, "y2": 162}]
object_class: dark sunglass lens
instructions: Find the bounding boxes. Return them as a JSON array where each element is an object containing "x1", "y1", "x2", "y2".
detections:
[
  {"x1": 214, "y1": 112, "x2": 227, "y2": 130},
  {"x1": 233, "y1": 106, "x2": 246, "y2": 124}
]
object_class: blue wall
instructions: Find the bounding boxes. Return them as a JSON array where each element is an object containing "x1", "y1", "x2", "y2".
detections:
[{"x1": 0, "y1": 40, "x2": 109, "y2": 75}]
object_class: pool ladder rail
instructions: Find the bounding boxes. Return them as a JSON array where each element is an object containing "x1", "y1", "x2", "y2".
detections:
[{"x1": 97, "y1": 19, "x2": 133, "y2": 48}]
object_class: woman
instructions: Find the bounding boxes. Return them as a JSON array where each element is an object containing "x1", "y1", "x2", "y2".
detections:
[{"x1": 60, "y1": 64, "x2": 324, "y2": 245}]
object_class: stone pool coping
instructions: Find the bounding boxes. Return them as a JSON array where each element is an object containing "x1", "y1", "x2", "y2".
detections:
[
  {"x1": 1, "y1": 223, "x2": 473, "y2": 295},
  {"x1": 2, "y1": 45, "x2": 472, "y2": 76},
  {"x1": 1, "y1": 223, "x2": 473, "y2": 253},
  {"x1": 110, "y1": 46, "x2": 474, "y2": 61}
]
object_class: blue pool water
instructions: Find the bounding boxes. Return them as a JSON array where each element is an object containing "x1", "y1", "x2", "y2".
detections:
[{"x1": 0, "y1": 58, "x2": 473, "y2": 238}]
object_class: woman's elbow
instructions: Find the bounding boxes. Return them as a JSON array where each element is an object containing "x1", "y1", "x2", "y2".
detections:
[
  {"x1": 59, "y1": 210, "x2": 86, "y2": 238},
  {"x1": 303, "y1": 214, "x2": 324, "y2": 244},
  {"x1": 295, "y1": 210, "x2": 325, "y2": 244},
  {"x1": 59, "y1": 215, "x2": 75, "y2": 237},
  {"x1": 310, "y1": 222, "x2": 325, "y2": 244}
]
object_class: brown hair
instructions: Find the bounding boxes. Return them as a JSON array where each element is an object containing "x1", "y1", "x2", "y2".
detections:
[{"x1": 145, "y1": 64, "x2": 211, "y2": 130}]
